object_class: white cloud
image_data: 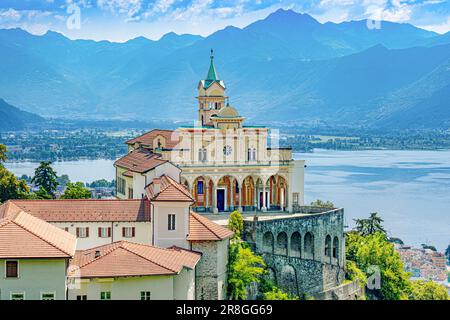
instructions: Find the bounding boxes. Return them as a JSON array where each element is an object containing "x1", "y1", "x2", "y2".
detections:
[
  {"x1": 0, "y1": 8, "x2": 22, "y2": 22},
  {"x1": 418, "y1": 16, "x2": 450, "y2": 34}
]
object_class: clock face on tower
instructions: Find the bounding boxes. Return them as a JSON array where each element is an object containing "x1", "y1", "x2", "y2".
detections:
[{"x1": 223, "y1": 145, "x2": 232, "y2": 156}]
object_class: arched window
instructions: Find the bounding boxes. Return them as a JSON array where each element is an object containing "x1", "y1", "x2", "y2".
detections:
[
  {"x1": 276, "y1": 232, "x2": 288, "y2": 255},
  {"x1": 290, "y1": 232, "x2": 301, "y2": 258},
  {"x1": 333, "y1": 236, "x2": 339, "y2": 259},
  {"x1": 198, "y1": 148, "x2": 207, "y2": 162},
  {"x1": 262, "y1": 232, "x2": 274, "y2": 253},
  {"x1": 325, "y1": 235, "x2": 332, "y2": 257},
  {"x1": 304, "y1": 232, "x2": 314, "y2": 259}
]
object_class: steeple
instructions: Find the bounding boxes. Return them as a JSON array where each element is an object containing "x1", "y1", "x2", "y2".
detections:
[
  {"x1": 197, "y1": 50, "x2": 227, "y2": 126},
  {"x1": 205, "y1": 49, "x2": 219, "y2": 87}
]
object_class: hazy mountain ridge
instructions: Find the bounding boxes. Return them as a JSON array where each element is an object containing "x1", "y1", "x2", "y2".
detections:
[
  {"x1": 0, "y1": 98, "x2": 45, "y2": 131},
  {"x1": 0, "y1": 9, "x2": 449, "y2": 129}
]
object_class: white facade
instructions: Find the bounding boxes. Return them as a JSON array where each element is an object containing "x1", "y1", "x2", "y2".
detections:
[
  {"x1": 68, "y1": 267, "x2": 195, "y2": 300},
  {"x1": 51, "y1": 221, "x2": 152, "y2": 250},
  {"x1": 0, "y1": 259, "x2": 68, "y2": 300},
  {"x1": 152, "y1": 202, "x2": 190, "y2": 249}
]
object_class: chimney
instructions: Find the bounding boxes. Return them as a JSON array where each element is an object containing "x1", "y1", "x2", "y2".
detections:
[{"x1": 153, "y1": 178, "x2": 161, "y2": 195}]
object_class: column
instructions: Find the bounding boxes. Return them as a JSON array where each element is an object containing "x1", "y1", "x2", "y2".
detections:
[
  {"x1": 262, "y1": 183, "x2": 267, "y2": 212},
  {"x1": 230, "y1": 179, "x2": 234, "y2": 211},
  {"x1": 212, "y1": 182, "x2": 218, "y2": 214},
  {"x1": 205, "y1": 178, "x2": 209, "y2": 212},
  {"x1": 238, "y1": 180, "x2": 243, "y2": 212}
]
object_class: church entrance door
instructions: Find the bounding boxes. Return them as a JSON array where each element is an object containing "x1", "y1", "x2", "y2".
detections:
[{"x1": 217, "y1": 189, "x2": 225, "y2": 212}]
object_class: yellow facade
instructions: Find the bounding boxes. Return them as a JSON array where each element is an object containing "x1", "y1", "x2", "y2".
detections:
[{"x1": 120, "y1": 52, "x2": 305, "y2": 213}]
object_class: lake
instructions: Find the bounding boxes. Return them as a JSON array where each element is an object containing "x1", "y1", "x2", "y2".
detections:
[{"x1": 5, "y1": 149, "x2": 450, "y2": 251}]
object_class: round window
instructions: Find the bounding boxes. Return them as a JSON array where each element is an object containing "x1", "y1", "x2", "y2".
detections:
[{"x1": 223, "y1": 145, "x2": 232, "y2": 156}]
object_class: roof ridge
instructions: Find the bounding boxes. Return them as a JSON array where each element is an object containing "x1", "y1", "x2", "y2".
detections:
[
  {"x1": 12, "y1": 211, "x2": 74, "y2": 257},
  {"x1": 121, "y1": 242, "x2": 178, "y2": 273},
  {"x1": 75, "y1": 241, "x2": 124, "y2": 269},
  {"x1": 190, "y1": 212, "x2": 222, "y2": 240}
]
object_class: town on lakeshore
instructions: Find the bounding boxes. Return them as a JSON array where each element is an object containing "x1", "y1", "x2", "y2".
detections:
[{"x1": 0, "y1": 52, "x2": 449, "y2": 301}]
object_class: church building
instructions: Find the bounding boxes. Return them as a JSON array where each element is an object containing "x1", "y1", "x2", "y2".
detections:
[{"x1": 116, "y1": 51, "x2": 305, "y2": 214}]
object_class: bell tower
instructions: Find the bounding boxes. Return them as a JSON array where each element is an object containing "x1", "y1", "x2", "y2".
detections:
[{"x1": 197, "y1": 50, "x2": 227, "y2": 127}]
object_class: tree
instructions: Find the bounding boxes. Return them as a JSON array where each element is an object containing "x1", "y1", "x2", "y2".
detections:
[
  {"x1": 421, "y1": 244, "x2": 437, "y2": 252},
  {"x1": 410, "y1": 280, "x2": 449, "y2": 300},
  {"x1": 227, "y1": 243, "x2": 266, "y2": 300},
  {"x1": 56, "y1": 174, "x2": 70, "y2": 188},
  {"x1": 445, "y1": 245, "x2": 450, "y2": 264},
  {"x1": 31, "y1": 161, "x2": 58, "y2": 197},
  {"x1": 0, "y1": 143, "x2": 7, "y2": 164},
  {"x1": 61, "y1": 182, "x2": 91, "y2": 199},
  {"x1": 354, "y1": 212, "x2": 386, "y2": 237},
  {"x1": 310, "y1": 199, "x2": 334, "y2": 208},
  {"x1": 0, "y1": 166, "x2": 30, "y2": 202},
  {"x1": 345, "y1": 260, "x2": 367, "y2": 290},
  {"x1": 346, "y1": 231, "x2": 411, "y2": 300},
  {"x1": 263, "y1": 287, "x2": 298, "y2": 300},
  {"x1": 34, "y1": 187, "x2": 53, "y2": 200},
  {"x1": 227, "y1": 210, "x2": 243, "y2": 240}
]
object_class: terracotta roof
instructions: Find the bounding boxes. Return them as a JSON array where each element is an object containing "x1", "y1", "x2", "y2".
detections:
[
  {"x1": 0, "y1": 199, "x2": 151, "y2": 222},
  {"x1": 114, "y1": 149, "x2": 168, "y2": 174},
  {"x1": 69, "y1": 241, "x2": 201, "y2": 278},
  {"x1": 147, "y1": 175, "x2": 194, "y2": 202},
  {"x1": 122, "y1": 170, "x2": 134, "y2": 177},
  {"x1": 188, "y1": 212, "x2": 234, "y2": 241},
  {"x1": 0, "y1": 207, "x2": 77, "y2": 259},
  {"x1": 125, "y1": 129, "x2": 180, "y2": 149}
]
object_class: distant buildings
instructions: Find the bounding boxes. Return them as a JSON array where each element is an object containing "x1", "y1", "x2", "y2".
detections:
[{"x1": 396, "y1": 245, "x2": 448, "y2": 283}]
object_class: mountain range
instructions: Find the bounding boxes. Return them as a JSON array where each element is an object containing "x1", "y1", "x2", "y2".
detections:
[
  {"x1": 0, "y1": 9, "x2": 449, "y2": 130},
  {"x1": 0, "y1": 98, "x2": 44, "y2": 131}
]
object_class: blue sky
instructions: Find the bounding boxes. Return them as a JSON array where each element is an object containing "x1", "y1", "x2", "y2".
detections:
[{"x1": 0, "y1": 0, "x2": 449, "y2": 42}]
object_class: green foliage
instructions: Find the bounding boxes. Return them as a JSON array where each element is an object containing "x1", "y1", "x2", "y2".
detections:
[
  {"x1": 353, "y1": 212, "x2": 386, "y2": 237},
  {"x1": 227, "y1": 242, "x2": 266, "y2": 300},
  {"x1": 0, "y1": 144, "x2": 7, "y2": 163},
  {"x1": 421, "y1": 244, "x2": 437, "y2": 252},
  {"x1": 345, "y1": 260, "x2": 367, "y2": 290},
  {"x1": 310, "y1": 199, "x2": 334, "y2": 208},
  {"x1": 446, "y1": 245, "x2": 450, "y2": 263},
  {"x1": 61, "y1": 182, "x2": 91, "y2": 199},
  {"x1": 258, "y1": 277, "x2": 299, "y2": 300},
  {"x1": 56, "y1": 174, "x2": 70, "y2": 188},
  {"x1": 31, "y1": 161, "x2": 58, "y2": 197},
  {"x1": 263, "y1": 287, "x2": 298, "y2": 300},
  {"x1": 87, "y1": 179, "x2": 115, "y2": 188},
  {"x1": 0, "y1": 166, "x2": 30, "y2": 202},
  {"x1": 346, "y1": 231, "x2": 411, "y2": 300},
  {"x1": 34, "y1": 187, "x2": 53, "y2": 199},
  {"x1": 227, "y1": 210, "x2": 243, "y2": 240},
  {"x1": 410, "y1": 280, "x2": 449, "y2": 300}
]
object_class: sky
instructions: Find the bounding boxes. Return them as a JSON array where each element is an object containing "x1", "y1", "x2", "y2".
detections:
[{"x1": 0, "y1": 0, "x2": 449, "y2": 42}]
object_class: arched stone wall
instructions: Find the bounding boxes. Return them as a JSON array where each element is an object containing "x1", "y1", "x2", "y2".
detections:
[
  {"x1": 246, "y1": 208, "x2": 345, "y2": 297},
  {"x1": 290, "y1": 232, "x2": 301, "y2": 258},
  {"x1": 276, "y1": 232, "x2": 288, "y2": 255},
  {"x1": 262, "y1": 231, "x2": 274, "y2": 254},
  {"x1": 333, "y1": 236, "x2": 339, "y2": 260},
  {"x1": 279, "y1": 265, "x2": 298, "y2": 295},
  {"x1": 304, "y1": 232, "x2": 314, "y2": 260}
]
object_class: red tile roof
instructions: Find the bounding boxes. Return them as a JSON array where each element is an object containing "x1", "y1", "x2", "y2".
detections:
[
  {"x1": 0, "y1": 204, "x2": 77, "y2": 259},
  {"x1": 147, "y1": 175, "x2": 194, "y2": 202},
  {"x1": 0, "y1": 199, "x2": 151, "y2": 222},
  {"x1": 188, "y1": 212, "x2": 234, "y2": 241},
  {"x1": 69, "y1": 241, "x2": 201, "y2": 278},
  {"x1": 114, "y1": 149, "x2": 168, "y2": 174},
  {"x1": 126, "y1": 129, "x2": 180, "y2": 149}
]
